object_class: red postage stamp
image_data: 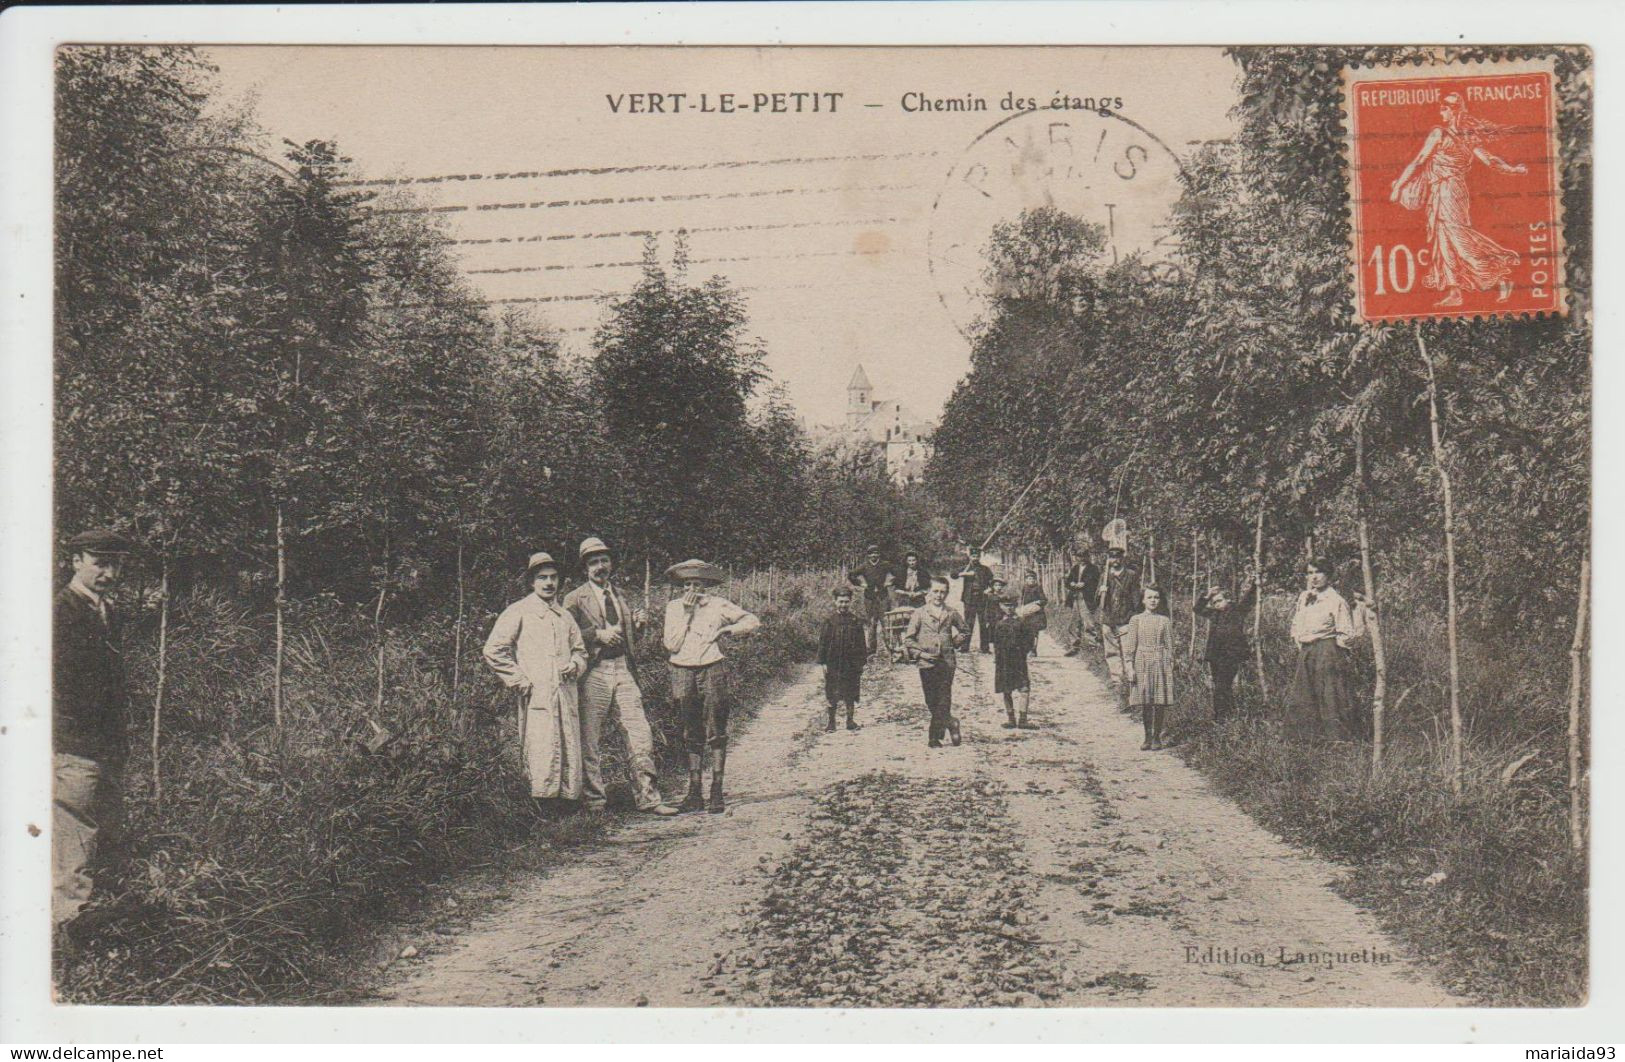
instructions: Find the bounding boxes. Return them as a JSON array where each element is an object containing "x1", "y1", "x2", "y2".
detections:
[{"x1": 1342, "y1": 57, "x2": 1564, "y2": 323}]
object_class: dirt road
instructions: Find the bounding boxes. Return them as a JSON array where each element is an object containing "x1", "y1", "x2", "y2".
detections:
[{"x1": 371, "y1": 634, "x2": 1457, "y2": 1007}]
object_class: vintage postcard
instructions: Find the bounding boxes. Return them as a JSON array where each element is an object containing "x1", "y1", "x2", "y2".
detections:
[{"x1": 2, "y1": 9, "x2": 1605, "y2": 1046}]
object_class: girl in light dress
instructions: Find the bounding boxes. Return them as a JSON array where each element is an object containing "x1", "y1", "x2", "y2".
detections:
[{"x1": 1122, "y1": 585, "x2": 1174, "y2": 750}]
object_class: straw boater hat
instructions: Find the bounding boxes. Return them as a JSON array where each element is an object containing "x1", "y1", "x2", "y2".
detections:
[
  {"x1": 524, "y1": 551, "x2": 561, "y2": 582},
  {"x1": 664, "y1": 559, "x2": 726, "y2": 586},
  {"x1": 578, "y1": 536, "x2": 611, "y2": 564}
]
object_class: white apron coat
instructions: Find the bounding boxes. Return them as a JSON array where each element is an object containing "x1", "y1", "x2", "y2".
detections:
[{"x1": 483, "y1": 593, "x2": 589, "y2": 799}]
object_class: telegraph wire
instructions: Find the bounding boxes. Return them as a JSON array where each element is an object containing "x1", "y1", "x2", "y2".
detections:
[
  {"x1": 338, "y1": 151, "x2": 942, "y2": 188},
  {"x1": 373, "y1": 182, "x2": 921, "y2": 217},
  {"x1": 466, "y1": 246, "x2": 897, "y2": 276}
]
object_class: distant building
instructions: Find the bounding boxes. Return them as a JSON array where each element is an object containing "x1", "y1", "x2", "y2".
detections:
[{"x1": 843, "y1": 364, "x2": 934, "y2": 487}]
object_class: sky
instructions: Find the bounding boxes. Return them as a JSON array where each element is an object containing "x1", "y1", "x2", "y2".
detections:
[{"x1": 204, "y1": 46, "x2": 1240, "y2": 425}]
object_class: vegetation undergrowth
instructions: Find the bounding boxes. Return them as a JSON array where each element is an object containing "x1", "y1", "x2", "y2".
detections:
[
  {"x1": 1079, "y1": 582, "x2": 1587, "y2": 1007},
  {"x1": 55, "y1": 572, "x2": 827, "y2": 1005}
]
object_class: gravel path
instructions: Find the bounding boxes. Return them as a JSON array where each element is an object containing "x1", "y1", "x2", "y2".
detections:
[{"x1": 371, "y1": 634, "x2": 1457, "y2": 1007}]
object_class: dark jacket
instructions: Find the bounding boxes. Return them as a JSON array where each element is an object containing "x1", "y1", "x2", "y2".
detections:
[
  {"x1": 563, "y1": 580, "x2": 640, "y2": 676},
  {"x1": 848, "y1": 562, "x2": 893, "y2": 604},
  {"x1": 958, "y1": 560, "x2": 994, "y2": 609},
  {"x1": 1065, "y1": 562, "x2": 1101, "y2": 607},
  {"x1": 992, "y1": 614, "x2": 1033, "y2": 657},
  {"x1": 1195, "y1": 584, "x2": 1257, "y2": 663},
  {"x1": 1098, "y1": 564, "x2": 1142, "y2": 628},
  {"x1": 53, "y1": 586, "x2": 129, "y2": 766},
  {"x1": 818, "y1": 612, "x2": 868, "y2": 677},
  {"x1": 891, "y1": 564, "x2": 933, "y2": 607},
  {"x1": 1018, "y1": 583, "x2": 1049, "y2": 632}
]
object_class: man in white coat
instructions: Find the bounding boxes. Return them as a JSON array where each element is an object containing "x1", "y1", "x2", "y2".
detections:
[
  {"x1": 564, "y1": 537, "x2": 678, "y2": 816},
  {"x1": 483, "y1": 552, "x2": 589, "y2": 803}
]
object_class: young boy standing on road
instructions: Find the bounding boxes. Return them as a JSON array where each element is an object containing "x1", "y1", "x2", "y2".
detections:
[
  {"x1": 819, "y1": 586, "x2": 868, "y2": 732},
  {"x1": 904, "y1": 575, "x2": 965, "y2": 748},
  {"x1": 992, "y1": 594, "x2": 1037, "y2": 730}
]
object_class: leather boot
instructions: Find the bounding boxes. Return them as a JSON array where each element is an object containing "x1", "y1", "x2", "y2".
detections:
[
  {"x1": 1141, "y1": 707, "x2": 1155, "y2": 750},
  {"x1": 826, "y1": 705, "x2": 837, "y2": 732},
  {"x1": 679, "y1": 755, "x2": 705, "y2": 813},
  {"x1": 708, "y1": 772, "x2": 726, "y2": 814},
  {"x1": 845, "y1": 703, "x2": 859, "y2": 731}
]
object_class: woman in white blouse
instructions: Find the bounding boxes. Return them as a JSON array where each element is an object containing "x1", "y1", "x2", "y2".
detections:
[{"x1": 1285, "y1": 556, "x2": 1371, "y2": 741}]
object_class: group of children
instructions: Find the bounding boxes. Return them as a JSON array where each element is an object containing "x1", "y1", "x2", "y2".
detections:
[
  {"x1": 816, "y1": 570, "x2": 1050, "y2": 744},
  {"x1": 819, "y1": 551, "x2": 1260, "y2": 752}
]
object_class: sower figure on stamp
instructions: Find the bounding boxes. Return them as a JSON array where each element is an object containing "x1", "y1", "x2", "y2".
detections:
[
  {"x1": 1389, "y1": 92, "x2": 1527, "y2": 308},
  {"x1": 483, "y1": 552, "x2": 589, "y2": 806},
  {"x1": 819, "y1": 586, "x2": 867, "y2": 732},
  {"x1": 1194, "y1": 573, "x2": 1256, "y2": 724},
  {"x1": 564, "y1": 537, "x2": 678, "y2": 816},
  {"x1": 956, "y1": 542, "x2": 995, "y2": 653},
  {"x1": 53, "y1": 529, "x2": 134, "y2": 931},
  {"x1": 664, "y1": 559, "x2": 760, "y2": 813},
  {"x1": 1097, "y1": 545, "x2": 1142, "y2": 712},
  {"x1": 904, "y1": 575, "x2": 965, "y2": 748}
]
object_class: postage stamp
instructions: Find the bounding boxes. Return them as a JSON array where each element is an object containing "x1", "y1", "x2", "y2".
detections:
[{"x1": 1342, "y1": 57, "x2": 1564, "y2": 322}]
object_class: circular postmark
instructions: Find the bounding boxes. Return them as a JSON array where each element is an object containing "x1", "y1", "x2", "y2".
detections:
[{"x1": 927, "y1": 107, "x2": 1192, "y2": 341}]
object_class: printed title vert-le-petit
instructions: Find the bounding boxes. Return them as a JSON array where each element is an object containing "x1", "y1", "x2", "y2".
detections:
[{"x1": 605, "y1": 91, "x2": 1125, "y2": 114}]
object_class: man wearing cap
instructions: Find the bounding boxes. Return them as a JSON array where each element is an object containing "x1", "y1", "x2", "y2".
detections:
[
  {"x1": 564, "y1": 538, "x2": 676, "y2": 816},
  {"x1": 957, "y1": 543, "x2": 995, "y2": 653},
  {"x1": 1063, "y1": 549, "x2": 1102, "y2": 655},
  {"x1": 847, "y1": 545, "x2": 893, "y2": 655},
  {"x1": 663, "y1": 559, "x2": 760, "y2": 813},
  {"x1": 484, "y1": 552, "x2": 589, "y2": 804},
  {"x1": 1097, "y1": 546, "x2": 1143, "y2": 711},
  {"x1": 53, "y1": 529, "x2": 134, "y2": 928}
]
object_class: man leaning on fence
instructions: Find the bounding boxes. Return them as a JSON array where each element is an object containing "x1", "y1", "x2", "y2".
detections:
[
  {"x1": 564, "y1": 537, "x2": 678, "y2": 816},
  {"x1": 53, "y1": 528, "x2": 134, "y2": 932}
]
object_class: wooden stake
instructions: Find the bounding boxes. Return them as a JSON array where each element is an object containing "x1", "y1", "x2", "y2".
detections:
[
  {"x1": 1417, "y1": 325, "x2": 1463, "y2": 796},
  {"x1": 1355, "y1": 421, "x2": 1388, "y2": 772},
  {"x1": 273, "y1": 503, "x2": 286, "y2": 728},
  {"x1": 374, "y1": 527, "x2": 389, "y2": 717},
  {"x1": 452, "y1": 537, "x2": 465, "y2": 701},
  {"x1": 151, "y1": 554, "x2": 170, "y2": 807},
  {"x1": 1569, "y1": 553, "x2": 1590, "y2": 854},
  {"x1": 1254, "y1": 497, "x2": 1268, "y2": 699},
  {"x1": 1189, "y1": 530, "x2": 1200, "y2": 658}
]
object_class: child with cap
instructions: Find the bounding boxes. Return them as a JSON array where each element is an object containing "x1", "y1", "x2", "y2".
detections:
[
  {"x1": 818, "y1": 585, "x2": 868, "y2": 731},
  {"x1": 992, "y1": 593, "x2": 1038, "y2": 729}
]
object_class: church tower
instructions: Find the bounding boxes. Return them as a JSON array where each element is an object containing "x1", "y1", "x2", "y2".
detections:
[{"x1": 846, "y1": 364, "x2": 873, "y2": 428}]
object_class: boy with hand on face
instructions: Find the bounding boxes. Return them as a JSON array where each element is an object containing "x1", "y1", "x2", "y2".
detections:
[{"x1": 818, "y1": 586, "x2": 868, "y2": 732}]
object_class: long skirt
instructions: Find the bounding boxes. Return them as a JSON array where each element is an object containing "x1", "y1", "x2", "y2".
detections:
[
  {"x1": 519, "y1": 684, "x2": 584, "y2": 799},
  {"x1": 1129, "y1": 648, "x2": 1174, "y2": 706},
  {"x1": 1285, "y1": 638, "x2": 1363, "y2": 741}
]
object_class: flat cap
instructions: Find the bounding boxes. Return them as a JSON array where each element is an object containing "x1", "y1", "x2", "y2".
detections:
[{"x1": 67, "y1": 529, "x2": 133, "y2": 555}]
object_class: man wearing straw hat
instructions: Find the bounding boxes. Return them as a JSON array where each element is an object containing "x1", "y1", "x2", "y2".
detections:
[
  {"x1": 53, "y1": 528, "x2": 134, "y2": 929},
  {"x1": 484, "y1": 551, "x2": 589, "y2": 805},
  {"x1": 663, "y1": 559, "x2": 760, "y2": 813},
  {"x1": 564, "y1": 537, "x2": 677, "y2": 816}
]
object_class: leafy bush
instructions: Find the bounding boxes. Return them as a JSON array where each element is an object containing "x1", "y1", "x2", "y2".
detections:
[{"x1": 56, "y1": 575, "x2": 828, "y2": 1004}]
